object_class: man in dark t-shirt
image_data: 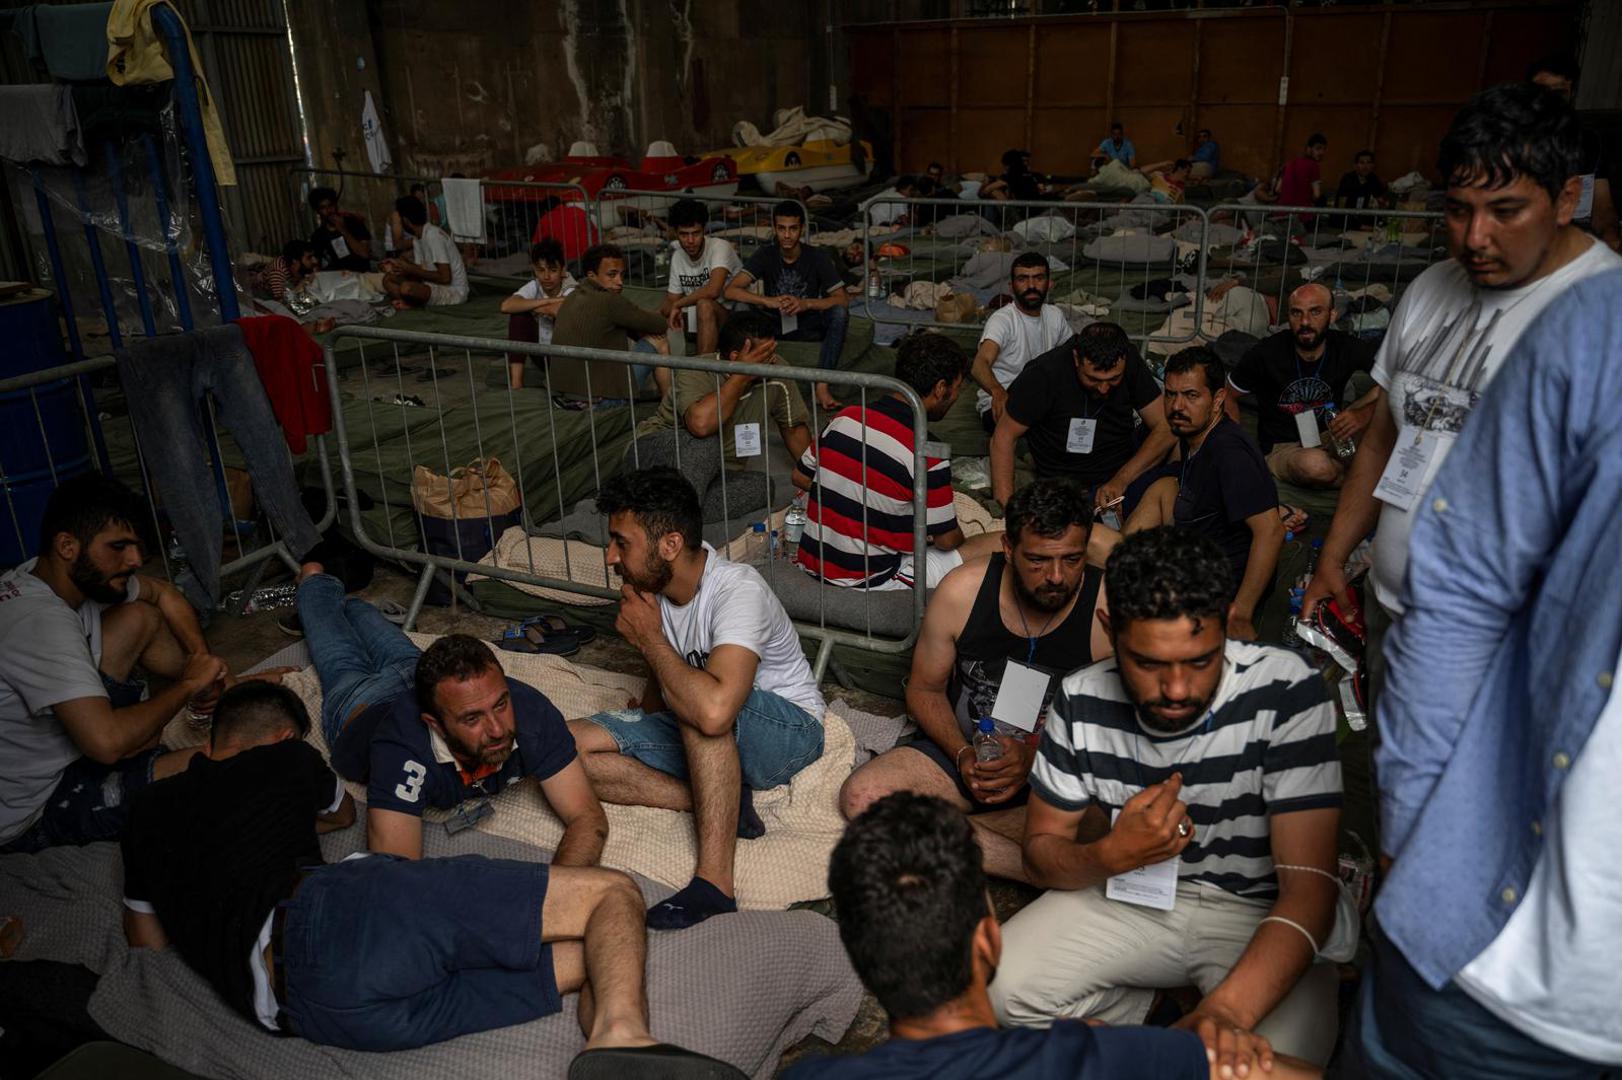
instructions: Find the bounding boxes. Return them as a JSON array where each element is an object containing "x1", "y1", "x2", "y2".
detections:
[
  {"x1": 1225, "y1": 283, "x2": 1377, "y2": 488},
  {"x1": 292, "y1": 564, "x2": 607, "y2": 864},
  {"x1": 991, "y1": 322, "x2": 1174, "y2": 513},
  {"x1": 306, "y1": 186, "x2": 372, "y2": 272},
  {"x1": 1334, "y1": 150, "x2": 1388, "y2": 210},
  {"x1": 1125, "y1": 347, "x2": 1282, "y2": 641},
  {"x1": 785, "y1": 793, "x2": 1307, "y2": 1080},
  {"x1": 725, "y1": 201, "x2": 849, "y2": 411},
  {"x1": 120, "y1": 682, "x2": 729, "y2": 1075}
]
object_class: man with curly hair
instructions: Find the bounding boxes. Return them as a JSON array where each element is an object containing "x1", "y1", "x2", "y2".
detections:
[{"x1": 991, "y1": 527, "x2": 1344, "y2": 1068}]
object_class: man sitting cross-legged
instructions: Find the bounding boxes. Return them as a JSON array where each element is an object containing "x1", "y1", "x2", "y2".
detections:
[
  {"x1": 569, "y1": 468, "x2": 826, "y2": 930},
  {"x1": 293, "y1": 562, "x2": 607, "y2": 864},
  {"x1": 990, "y1": 526, "x2": 1343, "y2": 1067},
  {"x1": 785, "y1": 793, "x2": 1320, "y2": 1080},
  {"x1": 837, "y1": 479, "x2": 1111, "y2": 883},
  {"x1": 120, "y1": 682, "x2": 737, "y2": 1077}
]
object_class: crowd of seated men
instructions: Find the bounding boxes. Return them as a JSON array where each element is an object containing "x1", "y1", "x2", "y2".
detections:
[{"x1": 6, "y1": 65, "x2": 1621, "y2": 1080}]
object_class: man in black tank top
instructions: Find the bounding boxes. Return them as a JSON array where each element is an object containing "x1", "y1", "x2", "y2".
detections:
[{"x1": 838, "y1": 481, "x2": 1110, "y2": 883}]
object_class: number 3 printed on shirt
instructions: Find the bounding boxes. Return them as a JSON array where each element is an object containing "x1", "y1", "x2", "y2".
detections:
[{"x1": 394, "y1": 760, "x2": 427, "y2": 803}]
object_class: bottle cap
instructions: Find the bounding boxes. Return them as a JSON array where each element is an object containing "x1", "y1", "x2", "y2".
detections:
[
  {"x1": 751, "y1": 522, "x2": 766, "y2": 532},
  {"x1": 977, "y1": 717, "x2": 995, "y2": 733}
]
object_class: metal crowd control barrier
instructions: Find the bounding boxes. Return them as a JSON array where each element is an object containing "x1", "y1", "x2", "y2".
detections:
[
  {"x1": 0, "y1": 355, "x2": 337, "y2": 613},
  {"x1": 292, "y1": 168, "x2": 443, "y2": 259},
  {"x1": 1207, "y1": 202, "x2": 1447, "y2": 327},
  {"x1": 322, "y1": 326, "x2": 930, "y2": 677},
  {"x1": 859, "y1": 196, "x2": 1210, "y2": 344},
  {"x1": 590, "y1": 190, "x2": 813, "y2": 290},
  {"x1": 476, "y1": 178, "x2": 595, "y2": 263}
]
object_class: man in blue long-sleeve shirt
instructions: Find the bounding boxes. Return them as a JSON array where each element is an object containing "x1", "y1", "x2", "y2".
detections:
[{"x1": 1345, "y1": 269, "x2": 1622, "y2": 1077}]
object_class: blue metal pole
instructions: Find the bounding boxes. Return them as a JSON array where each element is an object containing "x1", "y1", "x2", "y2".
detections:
[
  {"x1": 152, "y1": 5, "x2": 238, "y2": 322},
  {"x1": 29, "y1": 171, "x2": 86, "y2": 362},
  {"x1": 141, "y1": 134, "x2": 194, "y2": 331},
  {"x1": 105, "y1": 141, "x2": 159, "y2": 338},
  {"x1": 69, "y1": 169, "x2": 124, "y2": 352},
  {"x1": 30, "y1": 170, "x2": 112, "y2": 475}
]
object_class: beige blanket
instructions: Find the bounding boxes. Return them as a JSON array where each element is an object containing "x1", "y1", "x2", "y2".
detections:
[{"x1": 169, "y1": 644, "x2": 864, "y2": 909}]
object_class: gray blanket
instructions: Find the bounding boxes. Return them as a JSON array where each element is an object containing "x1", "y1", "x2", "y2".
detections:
[{"x1": 0, "y1": 830, "x2": 862, "y2": 1080}]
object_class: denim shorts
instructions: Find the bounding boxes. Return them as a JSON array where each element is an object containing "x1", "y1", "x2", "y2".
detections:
[
  {"x1": 588, "y1": 688, "x2": 824, "y2": 791},
  {"x1": 279, "y1": 853, "x2": 559, "y2": 1051}
]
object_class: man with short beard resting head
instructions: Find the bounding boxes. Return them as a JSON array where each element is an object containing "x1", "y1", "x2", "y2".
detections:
[{"x1": 991, "y1": 527, "x2": 1345, "y2": 1069}]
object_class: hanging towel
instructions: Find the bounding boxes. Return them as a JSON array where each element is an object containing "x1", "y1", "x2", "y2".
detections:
[
  {"x1": 233, "y1": 315, "x2": 332, "y2": 454},
  {"x1": 442, "y1": 176, "x2": 485, "y2": 242},
  {"x1": 3, "y1": 3, "x2": 114, "y2": 81},
  {"x1": 105, "y1": 0, "x2": 235, "y2": 185},
  {"x1": 0, "y1": 85, "x2": 86, "y2": 166},
  {"x1": 361, "y1": 89, "x2": 391, "y2": 174}
]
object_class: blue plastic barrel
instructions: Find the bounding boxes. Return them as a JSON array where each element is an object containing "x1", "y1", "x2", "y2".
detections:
[{"x1": 0, "y1": 289, "x2": 95, "y2": 568}]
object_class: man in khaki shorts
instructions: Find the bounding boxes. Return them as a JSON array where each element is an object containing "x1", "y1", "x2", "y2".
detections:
[{"x1": 1223, "y1": 282, "x2": 1377, "y2": 489}]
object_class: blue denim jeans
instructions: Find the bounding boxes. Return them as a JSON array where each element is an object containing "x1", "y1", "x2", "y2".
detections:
[
  {"x1": 779, "y1": 303, "x2": 849, "y2": 372},
  {"x1": 0, "y1": 740, "x2": 162, "y2": 854},
  {"x1": 1340, "y1": 922, "x2": 1618, "y2": 1079},
  {"x1": 279, "y1": 853, "x2": 559, "y2": 1051},
  {"x1": 296, "y1": 573, "x2": 420, "y2": 746},
  {"x1": 587, "y1": 687, "x2": 824, "y2": 790},
  {"x1": 116, "y1": 323, "x2": 323, "y2": 610}
]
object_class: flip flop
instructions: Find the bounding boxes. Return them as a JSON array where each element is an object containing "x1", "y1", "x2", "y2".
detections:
[
  {"x1": 519, "y1": 612, "x2": 596, "y2": 643},
  {"x1": 495, "y1": 625, "x2": 579, "y2": 656},
  {"x1": 567, "y1": 1044, "x2": 747, "y2": 1080}
]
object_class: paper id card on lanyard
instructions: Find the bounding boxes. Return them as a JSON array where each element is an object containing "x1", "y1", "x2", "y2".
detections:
[
  {"x1": 990, "y1": 660, "x2": 1050, "y2": 733},
  {"x1": 1104, "y1": 808, "x2": 1179, "y2": 910},
  {"x1": 1294, "y1": 408, "x2": 1322, "y2": 449},
  {"x1": 685, "y1": 304, "x2": 698, "y2": 332},
  {"x1": 734, "y1": 423, "x2": 763, "y2": 458},
  {"x1": 331, "y1": 235, "x2": 351, "y2": 259},
  {"x1": 1066, "y1": 417, "x2": 1098, "y2": 454},
  {"x1": 780, "y1": 309, "x2": 798, "y2": 335},
  {"x1": 1374, "y1": 429, "x2": 1442, "y2": 511}
]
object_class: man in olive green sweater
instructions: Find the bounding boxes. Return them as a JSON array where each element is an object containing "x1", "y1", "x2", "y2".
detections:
[{"x1": 551, "y1": 243, "x2": 670, "y2": 403}]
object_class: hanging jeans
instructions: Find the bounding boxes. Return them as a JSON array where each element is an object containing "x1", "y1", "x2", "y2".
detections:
[{"x1": 116, "y1": 324, "x2": 323, "y2": 611}]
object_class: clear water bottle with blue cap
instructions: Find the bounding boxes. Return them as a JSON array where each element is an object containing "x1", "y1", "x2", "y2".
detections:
[{"x1": 974, "y1": 717, "x2": 1004, "y2": 763}]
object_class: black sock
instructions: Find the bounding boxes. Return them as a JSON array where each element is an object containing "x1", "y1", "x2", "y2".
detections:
[
  {"x1": 646, "y1": 876, "x2": 737, "y2": 931},
  {"x1": 736, "y1": 784, "x2": 765, "y2": 840}
]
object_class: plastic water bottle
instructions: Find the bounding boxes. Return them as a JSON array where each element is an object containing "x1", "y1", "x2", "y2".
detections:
[
  {"x1": 782, "y1": 503, "x2": 807, "y2": 559},
  {"x1": 1321, "y1": 405, "x2": 1355, "y2": 459},
  {"x1": 974, "y1": 717, "x2": 1004, "y2": 763},
  {"x1": 748, "y1": 521, "x2": 768, "y2": 560}
]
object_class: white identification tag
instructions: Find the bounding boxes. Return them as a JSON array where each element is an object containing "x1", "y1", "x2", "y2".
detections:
[
  {"x1": 1373, "y1": 430, "x2": 1442, "y2": 512},
  {"x1": 780, "y1": 309, "x2": 798, "y2": 335},
  {"x1": 1105, "y1": 808, "x2": 1180, "y2": 910},
  {"x1": 685, "y1": 304, "x2": 698, "y2": 332},
  {"x1": 922, "y1": 439, "x2": 953, "y2": 462},
  {"x1": 331, "y1": 236, "x2": 350, "y2": 259},
  {"x1": 990, "y1": 660, "x2": 1050, "y2": 733},
  {"x1": 1576, "y1": 174, "x2": 1596, "y2": 220},
  {"x1": 1066, "y1": 417, "x2": 1098, "y2": 454},
  {"x1": 1294, "y1": 409, "x2": 1322, "y2": 449},
  {"x1": 734, "y1": 423, "x2": 763, "y2": 458}
]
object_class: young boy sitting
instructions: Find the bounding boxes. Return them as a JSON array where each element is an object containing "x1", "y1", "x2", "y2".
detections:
[{"x1": 502, "y1": 238, "x2": 578, "y2": 389}]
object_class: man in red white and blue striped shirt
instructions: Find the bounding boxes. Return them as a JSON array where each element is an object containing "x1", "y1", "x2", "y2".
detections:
[{"x1": 793, "y1": 333, "x2": 1002, "y2": 589}]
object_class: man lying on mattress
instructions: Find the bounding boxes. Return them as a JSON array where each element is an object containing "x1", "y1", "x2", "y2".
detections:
[
  {"x1": 290, "y1": 560, "x2": 609, "y2": 864},
  {"x1": 120, "y1": 681, "x2": 736, "y2": 1077},
  {"x1": 569, "y1": 468, "x2": 827, "y2": 931}
]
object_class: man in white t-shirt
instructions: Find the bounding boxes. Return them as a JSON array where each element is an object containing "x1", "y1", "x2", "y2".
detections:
[
  {"x1": 969, "y1": 252, "x2": 1072, "y2": 431},
  {"x1": 1301, "y1": 82, "x2": 1621, "y2": 705},
  {"x1": 0, "y1": 475, "x2": 262, "y2": 853},
  {"x1": 501, "y1": 238, "x2": 577, "y2": 389},
  {"x1": 570, "y1": 468, "x2": 825, "y2": 930},
  {"x1": 381, "y1": 194, "x2": 468, "y2": 308},
  {"x1": 657, "y1": 198, "x2": 740, "y2": 357}
]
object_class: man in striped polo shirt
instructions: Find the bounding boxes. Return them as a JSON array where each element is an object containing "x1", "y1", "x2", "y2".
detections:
[
  {"x1": 990, "y1": 527, "x2": 1343, "y2": 1067},
  {"x1": 793, "y1": 331, "x2": 1001, "y2": 589}
]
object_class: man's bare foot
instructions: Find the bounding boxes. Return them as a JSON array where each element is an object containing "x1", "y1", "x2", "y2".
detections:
[
  {"x1": 815, "y1": 382, "x2": 843, "y2": 412},
  {"x1": 297, "y1": 561, "x2": 325, "y2": 583},
  {"x1": 583, "y1": 1019, "x2": 659, "y2": 1052}
]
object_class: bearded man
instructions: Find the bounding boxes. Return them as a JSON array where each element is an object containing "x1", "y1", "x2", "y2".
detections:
[
  {"x1": 837, "y1": 479, "x2": 1111, "y2": 885},
  {"x1": 990, "y1": 526, "x2": 1345, "y2": 1069},
  {"x1": 568, "y1": 468, "x2": 826, "y2": 930},
  {"x1": 294, "y1": 563, "x2": 607, "y2": 865},
  {"x1": 0, "y1": 475, "x2": 239, "y2": 853}
]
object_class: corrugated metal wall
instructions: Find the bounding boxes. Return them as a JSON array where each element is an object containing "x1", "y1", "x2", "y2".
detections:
[
  {"x1": 846, "y1": 1, "x2": 1578, "y2": 182},
  {"x1": 173, "y1": 0, "x2": 307, "y2": 255}
]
